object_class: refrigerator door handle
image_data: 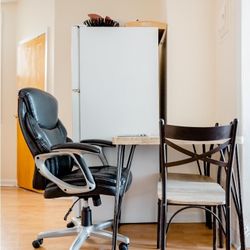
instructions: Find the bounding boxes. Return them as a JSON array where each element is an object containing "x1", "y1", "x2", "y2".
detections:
[{"x1": 72, "y1": 88, "x2": 80, "y2": 93}]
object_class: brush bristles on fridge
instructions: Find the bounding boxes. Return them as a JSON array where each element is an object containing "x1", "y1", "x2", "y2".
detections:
[{"x1": 83, "y1": 15, "x2": 119, "y2": 27}]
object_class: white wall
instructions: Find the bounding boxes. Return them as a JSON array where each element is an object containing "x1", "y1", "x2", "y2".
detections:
[
  {"x1": 166, "y1": 0, "x2": 216, "y2": 126},
  {"x1": 241, "y1": 0, "x2": 250, "y2": 246},
  {"x1": 1, "y1": 2, "x2": 17, "y2": 185},
  {"x1": 215, "y1": 0, "x2": 243, "y2": 247},
  {"x1": 1, "y1": 0, "x2": 219, "y2": 220},
  {"x1": 0, "y1": 4, "x2": 2, "y2": 183},
  {"x1": 16, "y1": 0, "x2": 55, "y2": 92},
  {"x1": 164, "y1": 0, "x2": 217, "y2": 223},
  {"x1": 0, "y1": 0, "x2": 166, "y2": 186},
  {"x1": 215, "y1": 0, "x2": 241, "y2": 124},
  {"x1": 1, "y1": 0, "x2": 217, "y2": 185},
  {"x1": 0, "y1": 0, "x2": 55, "y2": 185}
]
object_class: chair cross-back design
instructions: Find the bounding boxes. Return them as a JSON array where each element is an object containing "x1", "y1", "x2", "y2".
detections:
[
  {"x1": 165, "y1": 138, "x2": 231, "y2": 168},
  {"x1": 157, "y1": 119, "x2": 245, "y2": 250}
]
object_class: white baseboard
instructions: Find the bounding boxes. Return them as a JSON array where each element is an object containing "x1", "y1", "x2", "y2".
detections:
[
  {"x1": 231, "y1": 209, "x2": 250, "y2": 249},
  {"x1": 0, "y1": 179, "x2": 17, "y2": 187},
  {"x1": 244, "y1": 224, "x2": 250, "y2": 248},
  {"x1": 232, "y1": 224, "x2": 250, "y2": 250}
]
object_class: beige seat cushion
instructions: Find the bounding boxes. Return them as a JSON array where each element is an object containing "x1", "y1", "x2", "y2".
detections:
[{"x1": 158, "y1": 173, "x2": 225, "y2": 206}]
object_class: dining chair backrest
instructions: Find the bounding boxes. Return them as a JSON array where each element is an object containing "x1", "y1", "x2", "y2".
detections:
[{"x1": 159, "y1": 119, "x2": 238, "y2": 202}]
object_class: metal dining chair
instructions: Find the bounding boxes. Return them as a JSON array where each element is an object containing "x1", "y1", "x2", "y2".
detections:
[{"x1": 157, "y1": 119, "x2": 245, "y2": 250}]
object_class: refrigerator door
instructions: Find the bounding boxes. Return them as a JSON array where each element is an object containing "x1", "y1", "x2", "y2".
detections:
[{"x1": 78, "y1": 27, "x2": 159, "y2": 140}]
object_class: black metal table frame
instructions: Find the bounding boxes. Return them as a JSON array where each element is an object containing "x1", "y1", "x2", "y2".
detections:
[{"x1": 112, "y1": 144, "x2": 136, "y2": 250}]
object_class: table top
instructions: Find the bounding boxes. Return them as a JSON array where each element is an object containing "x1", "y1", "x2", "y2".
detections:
[
  {"x1": 112, "y1": 135, "x2": 159, "y2": 145},
  {"x1": 112, "y1": 135, "x2": 243, "y2": 146}
]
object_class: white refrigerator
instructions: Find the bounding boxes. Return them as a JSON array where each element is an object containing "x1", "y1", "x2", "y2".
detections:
[{"x1": 72, "y1": 26, "x2": 160, "y2": 223}]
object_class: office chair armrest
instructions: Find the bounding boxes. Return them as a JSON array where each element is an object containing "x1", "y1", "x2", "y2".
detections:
[
  {"x1": 79, "y1": 140, "x2": 114, "y2": 165},
  {"x1": 80, "y1": 139, "x2": 115, "y2": 148},
  {"x1": 52, "y1": 142, "x2": 109, "y2": 165},
  {"x1": 52, "y1": 142, "x2": 101, "y2": 153},
  {"x1": 35, "y1": 150, "x2": 96, "y2": 195}
]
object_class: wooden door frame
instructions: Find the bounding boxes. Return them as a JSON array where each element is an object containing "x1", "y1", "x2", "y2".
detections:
[
  {"x1": 17, "y1": 30, "x2": 48, "y2": 91},
  {"x1": 17, "y1": 31, "x2": 47, "y2": 191}
]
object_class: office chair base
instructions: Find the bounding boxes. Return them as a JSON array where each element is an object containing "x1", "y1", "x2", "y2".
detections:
[{"x1": 32, "y1": 218, "x2": 129, "y2": 250}]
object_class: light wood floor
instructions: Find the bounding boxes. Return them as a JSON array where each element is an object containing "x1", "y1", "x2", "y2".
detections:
[{"x1": 0, "y1": 187, "x2": 230, "y2": 250}]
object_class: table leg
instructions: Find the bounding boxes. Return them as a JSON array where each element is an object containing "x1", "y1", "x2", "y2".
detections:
[
  {"x1": 232, "y1": 145, "x2": 245, "y2": 249},
  {"x1": 112, "y1": 145, "x2": 125, "y2": 250}
]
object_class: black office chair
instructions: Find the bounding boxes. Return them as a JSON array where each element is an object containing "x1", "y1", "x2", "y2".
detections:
[
  {"x1": 157, "y1": 119, "x2": 244, "y2": 250},
  {"x1": 18, "y1": 87, "x2": 132, "y2": 250}
]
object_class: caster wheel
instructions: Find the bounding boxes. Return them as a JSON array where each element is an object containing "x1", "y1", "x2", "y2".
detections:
[
  {"x1": 119, "y1": 242, "x2": 129, "y2": 250},
  {"x1": 32, "y1": 239, "x2": 43, "y2": 248},
  {"x1": 66, "y1": 221, "x2": 75, "y2": 228}
]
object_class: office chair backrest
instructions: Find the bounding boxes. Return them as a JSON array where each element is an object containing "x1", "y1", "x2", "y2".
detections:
[{"x1": 18, "y1": 88, "x2": 73, "y2": 190}]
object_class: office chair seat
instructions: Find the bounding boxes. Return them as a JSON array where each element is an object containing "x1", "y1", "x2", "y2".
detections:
[{"x1": 45, "y1": 166, "x2": 132, "y2": 198}]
